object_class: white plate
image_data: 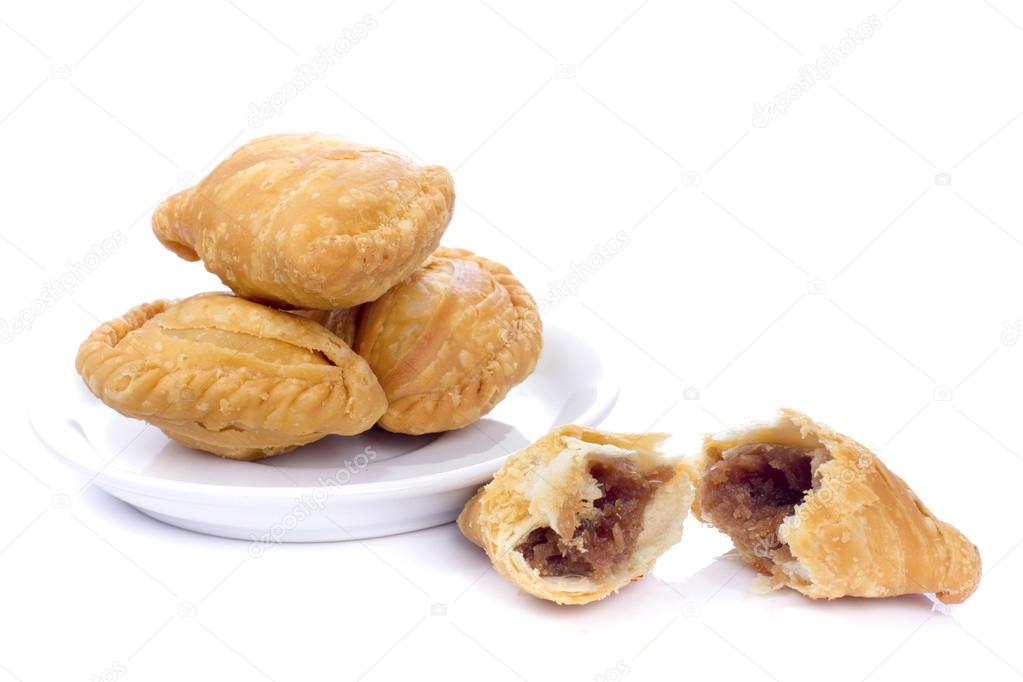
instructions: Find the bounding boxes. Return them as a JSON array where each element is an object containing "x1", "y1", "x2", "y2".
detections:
[{"x1": 32, "y1": 323, "x2": 617, "y2": 542}]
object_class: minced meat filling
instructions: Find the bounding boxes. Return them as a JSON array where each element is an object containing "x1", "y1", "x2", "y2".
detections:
[
  {"x1": 516, "y1": 459, "x2": 675, "y2": 580},
  {"x1": 701, "y1": 443, "x2": 820, "y2": 560}
]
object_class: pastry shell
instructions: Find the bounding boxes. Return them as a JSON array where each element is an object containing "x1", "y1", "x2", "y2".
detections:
[
  {"x1": 458, "y1": 424, "x2": 694, "y2": 605},
  {"x1": 293, "y1": 306, "x2": 360, "y2": 348},
  {"x1": 692, "y1": 409, "x2": 982, "y2": 603},
  {"x1": 75, "y1": 293, "x2": 387, "y2": 460},
  {"x1": 355, "y1": 247, "x2": 542, "y2": 434},
  {"x1": 152, "y1": 133, "x2": 455, "y2": 309}
]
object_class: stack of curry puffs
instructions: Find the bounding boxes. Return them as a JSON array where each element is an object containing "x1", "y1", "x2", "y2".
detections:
[
  {"x1": 74, "y1": 134, "x2": 980, "y2": 608},
  {"x1": 76, "y1": 133, "x2": 543, "y2": 460}
]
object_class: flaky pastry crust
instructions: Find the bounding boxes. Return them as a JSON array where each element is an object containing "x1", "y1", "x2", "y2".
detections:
[
  {"x1": 292, "y1": 306, "x2": 360, "y2": 348},
  {"x1": 458, "y1": 425, "x2": 694, "y2": 605},
  {"x1": 75, "y1": 293, "x2": 386, "y2": 460},
  {"x1": 355, "y1": 247, "x2": 542, "y2": 434},
  {"x1": 152, "y1": 133, "x2": 455, "y2": 309},
  {"x1": 692, "y1": 409, "x2": 981, "y2": 603}
]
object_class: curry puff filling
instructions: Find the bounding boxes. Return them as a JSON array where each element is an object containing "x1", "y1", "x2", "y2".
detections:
[
  {"x1": 516, "y1": 458, "x2": 676, "y2": 580},
  {"x1": 700, "y1": 443, "x2": 829, "y2": 567}
]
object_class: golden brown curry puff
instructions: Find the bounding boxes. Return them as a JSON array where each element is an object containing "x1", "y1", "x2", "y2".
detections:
[
  {"x1": 692, "y1": 409, "x2": 981, "y2": 603},
  {"x1": 75, "y1": 293, "x2": 386, "y2": 460},
  {"x1": 152, "y1": 133, "x2": 454, "y2": 310},
  {"x1": 355, "y1": 247, "x2": 542, "y2": 434},
  {"x1": 458, "y1": 425, "x2": 694, "y2": 605}
]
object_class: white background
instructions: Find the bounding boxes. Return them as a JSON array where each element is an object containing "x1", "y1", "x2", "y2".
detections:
[{"x1": 1, "y1": 1, "x2": 1022, "y2": 680}]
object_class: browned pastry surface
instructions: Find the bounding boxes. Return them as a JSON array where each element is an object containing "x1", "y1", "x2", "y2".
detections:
[
  {"x1": 692, "y1": 409, "x2": 981, "y2": 603},
  {"x1": 75, "y1": 293, "x2": 386, "y2": 459},
  {"x1": 458, "y1": 425, "x2": 694, "y2": 605},
  {"x1": 152, "y1": 133, "x2": 454, "y2": 309},
  {"x1": 292, "y1": 306, "x2": 360, "y2": 348},
  {"x1": 355, "y1": 247, "x2": 542, "y2": 434}
]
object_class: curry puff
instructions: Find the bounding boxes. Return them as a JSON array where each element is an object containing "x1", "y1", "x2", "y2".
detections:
[
  {"x1": 75, "y1": 293, "x2": 386, "y2": 460},
  {"x1": 693, "y1": 409, "x2": 981, "y2": 603},
  {"x1": 152, "y1": 133, "x2": 455, "y2": 310},
  {"x1": 355, "y1": 247, "x2": 542, "y2": 435},
  {"x1": 458, "y1": 425, "x2": 694, "y2": 605}
]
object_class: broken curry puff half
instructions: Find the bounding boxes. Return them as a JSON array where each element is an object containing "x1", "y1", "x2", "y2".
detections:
[
  {"x1": 152, "y1": 133, "x2": 455, "y2": 310},
  {"x1": 458, "y1": 425, "x2": 694, "y2": 605},
  {"x1": 75, "y1": 293, "x2": 386, "y2": 460},
  {"x1": 693, "y1": 409, "x2": 981, "y2": 603}
]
